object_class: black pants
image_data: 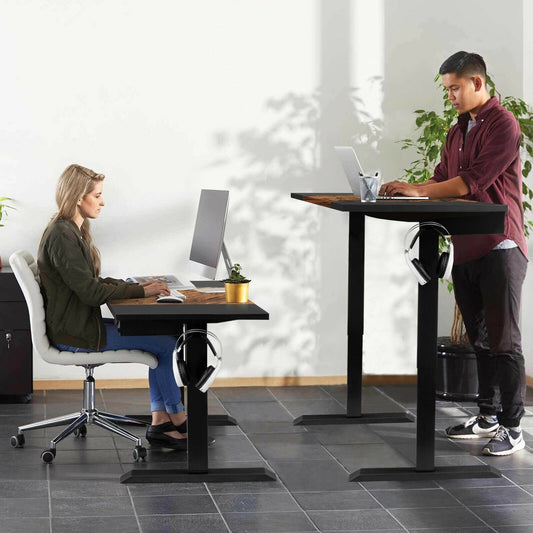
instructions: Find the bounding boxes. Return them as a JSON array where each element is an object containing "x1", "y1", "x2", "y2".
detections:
[{"x1": 452, "y1": 248, "x2": 527, "y2": 428}]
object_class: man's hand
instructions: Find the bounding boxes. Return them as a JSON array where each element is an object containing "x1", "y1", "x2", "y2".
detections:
[
  {"x1": 379, "y1": 180, "x2": 425, "y2": 197},
  {"x1": 379, "y1": 176, "x2": 469, "y2": 199},
  {"x1": 141, "y1": 281, "x2": 170, "y2": 297}
]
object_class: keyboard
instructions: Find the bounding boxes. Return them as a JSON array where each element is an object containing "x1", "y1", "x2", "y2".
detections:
[
  {"x1": 172, "y1": 278, "x2": 195, "y2": 290},
  {"x1": 376, "y1": 196, "x2": 429, "y2": 200},
  {"x1": 196, "y1": 287, "x2": 226, "y2": 294},
  {"x1": 156, "y1": 289, "x2": 186, "y2": 303}
]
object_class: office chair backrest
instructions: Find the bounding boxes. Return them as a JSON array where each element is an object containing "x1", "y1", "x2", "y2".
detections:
[
  {"x1": 9, "y1": 250, "x2": 158, "y2": 368},
  {"x1": 9, "y1": 250, "x2": 63, "y2": 365}
]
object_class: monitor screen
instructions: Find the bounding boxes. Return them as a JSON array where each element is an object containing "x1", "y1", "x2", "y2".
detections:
[{"x1": 189, "y1": 189, "x2": 229, "y2": 279}]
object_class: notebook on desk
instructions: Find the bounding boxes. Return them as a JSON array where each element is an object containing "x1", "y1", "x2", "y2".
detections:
[{"x1": 334, "y1": 146, "x2": 429, "y2": 200}]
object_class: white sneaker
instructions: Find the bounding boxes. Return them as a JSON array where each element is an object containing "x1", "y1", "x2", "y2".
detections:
[
  {"x1": 445, "y1": 415, "x2": 499, "y2": 440},
  {"x1": 482, "y1": 426, "x2": 525, "y2": 456}
]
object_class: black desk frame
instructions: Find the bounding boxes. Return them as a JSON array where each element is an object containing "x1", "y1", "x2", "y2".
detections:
[
  {"x1": 110, "y1": 300, "x2": 276, "y2": 484},
  {"x1": 292, "y1": 194, "x2": 505, "y2": 481}
]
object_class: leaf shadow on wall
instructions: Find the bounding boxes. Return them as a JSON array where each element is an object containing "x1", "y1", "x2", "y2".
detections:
[{"x1": 209, "y1": 88, "x2": 384, "y2": 378}]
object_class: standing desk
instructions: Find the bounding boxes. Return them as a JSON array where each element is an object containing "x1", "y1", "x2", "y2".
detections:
[
  {"x1": 108, "y1": 290, "x2": 276, "y2": 484},
  {"x1": 291, "y1": 194, "x2": 506, "y2": 481}
]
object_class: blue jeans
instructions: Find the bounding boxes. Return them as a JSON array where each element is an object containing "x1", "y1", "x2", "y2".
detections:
[{"x1": 54, "y1": 319, "x2": 183, "y2": 415}]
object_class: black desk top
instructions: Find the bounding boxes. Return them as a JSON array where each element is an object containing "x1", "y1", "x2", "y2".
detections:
[
  {"x1": 291, "y1": 193, "x2": 507, "y2": 235},
  {"x1": 108, "y1": 290, "x2": 269, "y2": 336}
]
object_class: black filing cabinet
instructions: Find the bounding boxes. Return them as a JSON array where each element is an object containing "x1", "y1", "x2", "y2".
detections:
[{"x1": 0, "y1": 267, "x2": 32, "y2": 397}]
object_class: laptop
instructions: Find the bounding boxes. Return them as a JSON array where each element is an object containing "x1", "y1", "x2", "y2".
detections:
[{"x1": 334, "y1": 146, "x2": 429, "y2": 200}]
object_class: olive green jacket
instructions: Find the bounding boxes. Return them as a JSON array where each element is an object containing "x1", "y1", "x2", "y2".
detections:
[{"x1": 38, "y1": 218, "x2": 144, "y2": 350}]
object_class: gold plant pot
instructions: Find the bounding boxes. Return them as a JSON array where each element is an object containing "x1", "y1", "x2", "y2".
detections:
[{"x1": 224, "y1": 281, "x2": 250, "y2": 303}]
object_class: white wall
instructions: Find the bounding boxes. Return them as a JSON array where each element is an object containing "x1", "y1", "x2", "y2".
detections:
[{"x1": 1, "y1": 0, "x2": 531, "y2": 380}]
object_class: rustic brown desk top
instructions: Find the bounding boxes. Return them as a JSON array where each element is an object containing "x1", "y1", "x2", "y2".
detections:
[
  {"x1": 291, "y1": 193, "x2": 507, "y2": 234},
  {"x1": 110, "y1": 289, "x2": 250, "y2": 307}
]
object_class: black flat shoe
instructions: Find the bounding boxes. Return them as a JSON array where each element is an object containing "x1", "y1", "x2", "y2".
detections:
[
  {"x1": 146, "y1": 422, "x2": 188, "y2": 451},
  {"x1": 173, "y1": 421, "x2": 215, "y2": 446},
  {"x1": 175, "y1": 420, "x2": 187, "y2": 434}
]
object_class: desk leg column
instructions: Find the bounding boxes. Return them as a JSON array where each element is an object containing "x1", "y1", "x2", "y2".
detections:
[
  {"x1": 186, "y1": 323, "x2": 209, "y2": 473},
  {"x1": 346, "y1": 212, "x2": 365, "y2": 417},
  {"x1": 416, "y1": 230, "x2": 438, "y2": 471}
]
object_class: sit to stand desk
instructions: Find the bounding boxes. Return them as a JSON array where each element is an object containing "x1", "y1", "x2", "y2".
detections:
[
  {"x1": 108, "y1": 289, "x2": 276, "y2": 484},
  {"x1": 291, "y1": 194, "x2": 506, "y2": 481}
]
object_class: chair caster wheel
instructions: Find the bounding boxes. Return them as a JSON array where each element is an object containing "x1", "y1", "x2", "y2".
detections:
[
  {"x1": 133, "y1": 446, "x2": 147, "y2": 462},
  {"x1": 73, "y1": 425, "x2": 87, "y2": 438},
  {"x1": 41, "y1": 449, "x2": 56, "y2": 463},
  {"x1": 10, "y1": 434, "x2": 25, "y2": 448}
]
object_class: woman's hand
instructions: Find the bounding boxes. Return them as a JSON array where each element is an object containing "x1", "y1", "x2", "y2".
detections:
[{"x1": 142, "y1": 281, "x2": 170, "y2": 297}]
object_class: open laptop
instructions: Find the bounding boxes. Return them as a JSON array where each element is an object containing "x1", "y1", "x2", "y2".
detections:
[{"x1": 334, "y1": 146, "x2": 429, "y2": 200}]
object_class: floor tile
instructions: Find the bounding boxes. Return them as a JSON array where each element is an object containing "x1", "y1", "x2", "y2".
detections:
[
  {"x1": 292, "y1": 490, "x2": 379, "y2": 510},
  {"x1": 0, "y1": 518, "x2": 52, "y2": 533},
  {"x1": 0, "y1": 497, "x2": 49, "y2": 518},
  {"x1": 139, "y1": 514, "x2": 230, "y2": 533},
  {"x1": 249, "y1": 432, "x2": 332, "y2": 461},
  {"x1": 389, "y1": 506, "x2": 487, "y2": 529},
  {"x1": 214, "y1": 386, "x2": 277, "y2": 403},
  {"x1": 307, "y1": 509, "x2": 402, "y2": 531},
  {"x1": 306, "y1": 424, "x2": 385, "y2": 445},
  {"x1": 325, "y1": 442, "x2": 414, "y2": 471},
  {"x1": 213, "y1": 492, "x2": 301, "y2": 513},
  {"x1": 52, "y1": 516, "x2": 140, "y2": 533},
  {"x1": 52, "y1": 496, "x2": 134, "y2": 517},
  {"x1": 446, "y1": 485, "x2": 533, "y2": 506},
  {"x1": 268, "y1": 385, "x2": 335, "y2": 401},
  {"x1": 267, "y1": 459, "x2": 356, "y2": 492},
  {"x1": 206, "y1": 480, "x2": 288, "y2": 494},
  {"x1": 470, "y1": 504, "x2": 533, "y2": 527},
  {"x1": 133, "y1": 494, "x2": 217, "y2": 515},
  {"x1": 370, "y1": 487, "x2": 461, "y2": 508},
  {"x1": 222, "y1": 510, "x2": 316, "y2": 532}
]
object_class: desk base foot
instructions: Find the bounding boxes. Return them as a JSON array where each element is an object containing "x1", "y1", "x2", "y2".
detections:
[
  {"x1": 125, "y1": 414, "x2": 238, "y2": 426},
  {"x1": 349, "y1": 465, "x2": 501, "y2": 482},
  {"x1": 120, "y1": 467, "x2": 277, "y2": 484},
  {"x1": 294, "y1": 412, "x2": 414, "y2": 426}
]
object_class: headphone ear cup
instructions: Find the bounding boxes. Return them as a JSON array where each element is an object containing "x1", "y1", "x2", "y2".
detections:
[
  {"x1": 177, "y1": 359, "x2": 189, "y2": 386},
  {"x1": 408, "y1": 257, "x2": 431, "y2": 285},
  {"x1": 197, "y1": 365, "x2": 219, "y2": 393},
  {"x1": 436, "y1": 252, "x2": 449, "y2": 278}
]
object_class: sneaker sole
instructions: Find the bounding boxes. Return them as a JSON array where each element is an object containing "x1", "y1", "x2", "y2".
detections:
[
  {"x1": 445, "y1": 430, "x2": 498, "y2": 440},
  {"x1": 482, "y1": 440, "x2": 525, "y2": 456}
]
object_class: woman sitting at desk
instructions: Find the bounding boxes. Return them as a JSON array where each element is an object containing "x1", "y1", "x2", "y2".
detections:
[{"x1": 38, "y1": 164, "x2": 187, "y2": 451}]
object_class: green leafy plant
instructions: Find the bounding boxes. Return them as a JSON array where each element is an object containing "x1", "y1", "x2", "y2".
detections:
[
  {"x1": 0, "y1": 197, "x2": 13, "y2": 227},
  {"x1": 399, "y1": 74, "x2": 533, "y2": 236},
  {"x1": 223, "y1": 263, "x2": 250, "y2": 283}
]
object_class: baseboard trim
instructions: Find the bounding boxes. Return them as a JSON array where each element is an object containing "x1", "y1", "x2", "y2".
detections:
[{"x1": 33, "y1": 375, "x2": 418, "y2": 391}]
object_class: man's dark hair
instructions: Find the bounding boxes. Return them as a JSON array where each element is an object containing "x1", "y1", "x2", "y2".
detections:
[{"x1": 439, "y1": 51, "x2": 487, "y2": 79}]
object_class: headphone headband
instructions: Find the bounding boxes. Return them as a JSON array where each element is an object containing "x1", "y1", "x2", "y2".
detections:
[
  {"x1": 172, "y1": 329, "x2": 222, "y2": 393},
  {"x1": 404, "y1": 221, "x2": 454, "y2": 285}
]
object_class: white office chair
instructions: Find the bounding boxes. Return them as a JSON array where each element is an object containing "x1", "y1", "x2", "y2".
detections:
[{"x1": 9, "y1": 250, "x2": 159, "y2": 463}]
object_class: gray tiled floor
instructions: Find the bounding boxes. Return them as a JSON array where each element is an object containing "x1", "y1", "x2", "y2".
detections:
[{"x1": 1, "y1": 384, "x2": 533, "y2": 532}]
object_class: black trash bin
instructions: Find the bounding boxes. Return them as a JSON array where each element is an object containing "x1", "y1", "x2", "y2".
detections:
[{"x1": 436, "y1": 336, "x2": 479, "y2": 402}]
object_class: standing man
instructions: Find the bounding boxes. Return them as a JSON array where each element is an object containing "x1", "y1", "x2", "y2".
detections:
[{"x1": 381, "y1": 51, "x2": 528, "y2": 456}]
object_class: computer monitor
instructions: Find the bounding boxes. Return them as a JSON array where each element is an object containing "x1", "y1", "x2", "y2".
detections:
[{"x1": 189, "y1": 189, "x2": 233, "y2": 280}]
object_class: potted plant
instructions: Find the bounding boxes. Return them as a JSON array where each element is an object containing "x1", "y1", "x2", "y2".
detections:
[
  {"x1": 223, "y1": 263, "x2": 250, "y2": 303},
  {"x1": 399, "y1": 74, "x2": 533, "y2": 400}
]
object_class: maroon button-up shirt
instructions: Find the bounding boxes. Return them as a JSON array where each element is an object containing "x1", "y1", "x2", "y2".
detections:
[{"x1": 432, "y1": 96, "x2": 527, "y2": 264}]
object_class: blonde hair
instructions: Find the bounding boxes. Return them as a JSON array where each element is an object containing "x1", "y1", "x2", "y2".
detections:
[{"x1": 44, "y1": 164, "x2": 105, "y2": 276}]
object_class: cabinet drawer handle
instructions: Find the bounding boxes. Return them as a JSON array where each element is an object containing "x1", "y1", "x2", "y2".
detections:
[{"x1": 5, "y1": 332, "x2": 11, "y2": 349}]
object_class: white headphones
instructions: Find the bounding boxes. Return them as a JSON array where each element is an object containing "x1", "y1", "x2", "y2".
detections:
[
  {"x1": 404, "y1": 222, "x2": 454, "y2": 285},
  {"x1": 172, "y1": 329, "x2": 222, "y2": 393}
]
